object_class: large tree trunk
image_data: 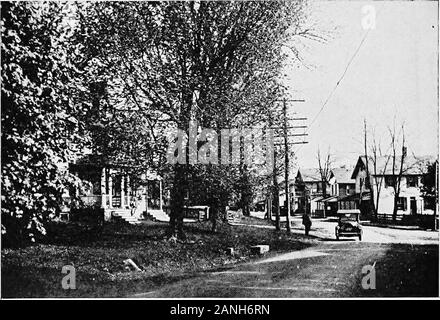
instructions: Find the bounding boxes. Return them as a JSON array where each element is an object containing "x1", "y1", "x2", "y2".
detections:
[
  {"x1": 273, "y1": 183, "x2": 281, "y2": 231},
  {"x1": 169, "y1": 164, "x2": 186, "y2": 239},
  {"x1": 241, "y1": 195, "x2": 251, "y2": 216},
  {"x1": 240, "y1": 165, "x2": 251, "y2": 217},
  {"x1": 322, "y1": 180, "x2": 327, "y2": 218},
  {"x1": 210, "y1": 206, "x2": 218, "y2": 233},
  {"x1": 373, "y1": 201, "x2": 379, "y2": 221},
  {"x1": 392, "y1": 195, "x2": 398, "y2": 222},
  {"x1": 168, "y1": 87, "x2": 193, "y2": 239},
  {"x1": 373, "y1": 190, "x2": 379, "y2": 221}
]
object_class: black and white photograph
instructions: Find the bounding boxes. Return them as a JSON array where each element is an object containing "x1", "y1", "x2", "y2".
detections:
[{"x1": 1, "y1": 0, "x2": 439, "y2": 303}]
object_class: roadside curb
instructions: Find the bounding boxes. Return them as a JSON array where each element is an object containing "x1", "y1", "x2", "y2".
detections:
[{"x1": 362, "y1": 223, "x2": 425, "y2": 231}]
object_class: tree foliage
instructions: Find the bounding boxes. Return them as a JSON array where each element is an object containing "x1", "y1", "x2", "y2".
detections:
[
  {"x1": 1, "y1": 2, "x2": 87, "y2": 244},
  {"x1": 421, "y1": 160, "x2": 438, "y2": 212},
  {"x1": 76, "y1": 1, "x2": 309, "y2": 238},
  {"x1": 2, "y1": 1, "x2": 311, "y2": 242}
]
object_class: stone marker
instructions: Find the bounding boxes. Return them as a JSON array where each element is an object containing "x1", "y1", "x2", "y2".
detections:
[
  {"x1": 123, "y1": 258, "x2": 142, "y2": 272},
  {"x1": 226, "y1": 247, "x2": 234, "y2": 256},
  {"x1": 250, "y1": 245, "x2": 269, "y2": 255}
]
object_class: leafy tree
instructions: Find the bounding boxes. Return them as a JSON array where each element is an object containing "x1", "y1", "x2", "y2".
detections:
[
  {"x1": 421, "y1": 160, "x2": 438, "y2": 214},
  {"x1": 1, "y1": 2, "x2": 87, "y2": 245},
  {"x1": 72, "y1": 1, "x2": 310, "y2": 239},
  {"x1": 388, "y1": 124, "x2": 406, "y2": 221},
  {"x1": 363, "y1": 119, "x2": 391, "y2": 220}
]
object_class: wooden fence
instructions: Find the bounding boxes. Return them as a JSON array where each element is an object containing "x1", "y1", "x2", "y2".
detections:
[
  {"x1": 164, "y1": 206, "x2": 210, "y2": 222},
  {"x1": 373, "y1": 213, "x2": 435, "y2": 228}
]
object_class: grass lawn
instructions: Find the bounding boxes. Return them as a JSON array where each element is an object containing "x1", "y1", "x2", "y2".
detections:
[
  {"x1": 2, "y1": 217, "x2": 313, "y2": 298},
  {"x1": 353, "y1": 243, "x2": 439, "y2": 297}
]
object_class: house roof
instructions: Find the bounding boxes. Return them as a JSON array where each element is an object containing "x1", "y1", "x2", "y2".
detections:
[
  {"x1": 330, "y1": 167, "x2": 355, "y2": 184},
  {"x1": 71, "y1": 154, "x2": 162, "y2": 180},
  {"x1": 351, "y1": 155, "x2": 435, "y2": 179},
  {"x1": 297, "y1": 168, "x2": 322, "y2": 182},
  {"x1": 297, "y1": 167, "x2": 354, "y2": 185}
]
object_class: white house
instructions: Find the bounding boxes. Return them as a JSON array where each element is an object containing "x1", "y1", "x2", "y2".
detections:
[
  {"x1": 65, "y1": 154, "x2": 164, "y2": 222},
  {"x1": 351, "y1": 155, "x2": 433, "y2": 217}
]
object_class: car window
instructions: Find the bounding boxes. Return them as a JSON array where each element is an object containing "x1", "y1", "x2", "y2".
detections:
[{"x1": 341, "y1": 214, "x2": 357, "y2": 222}]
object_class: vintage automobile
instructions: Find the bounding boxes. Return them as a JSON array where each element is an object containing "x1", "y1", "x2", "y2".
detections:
[{"x1": 335, "y1": 209, "x2": 362, "y2": 241}]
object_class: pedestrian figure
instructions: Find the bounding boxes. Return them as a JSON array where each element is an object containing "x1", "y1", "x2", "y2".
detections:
[
  {"x1": 302, "y1": 212, "x2": 312, "y2": 235},
  {"x1": 130, "y1": 196, "x2": 137, "y2": 216}
]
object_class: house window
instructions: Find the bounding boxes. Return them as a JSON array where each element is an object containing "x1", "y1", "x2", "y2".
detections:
[
  {"x1": 397, "y1": 197, "x2": 407, "y2": 211},
  {"x1": 407, "y1": 176, "x2": 418, "y2": 188},
  {"x1": 385, "y1": 176, "x2": 395, "y2": 188}
]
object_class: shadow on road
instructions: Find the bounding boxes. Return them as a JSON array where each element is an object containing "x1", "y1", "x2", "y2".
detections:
[{"x1": 319, "y1": 238, "x2": 358, "y2": 242}]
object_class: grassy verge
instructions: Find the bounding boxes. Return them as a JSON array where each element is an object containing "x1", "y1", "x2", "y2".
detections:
[
  {"x1": 347, "y1": 243, "x2": 439, "y2": 297},
  {"x1": 2, "y1": 217, "x2": 313, "y2": 298}
]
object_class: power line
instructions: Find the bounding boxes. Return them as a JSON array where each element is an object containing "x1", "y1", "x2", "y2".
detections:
[
  {"x1": 294, "y1": 27, "x2": 374, "y2": 157},
  {"x1": 308, "y1": 28, "x2": 372, "y2": 129}
]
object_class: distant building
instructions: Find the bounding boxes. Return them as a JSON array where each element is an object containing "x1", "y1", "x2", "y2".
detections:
[
  {"x1": 323, "y1": 166, "x2": 356, "y2": 216},
  {"x1": 293, "y1": 168, "x2": 331, "y2": 216},
  {"x1": 330, "y1": 167, "x2": 356, "y2": 198},
  {"x1": 349, "y1": 155, "x2": 434, "y2": 220}
]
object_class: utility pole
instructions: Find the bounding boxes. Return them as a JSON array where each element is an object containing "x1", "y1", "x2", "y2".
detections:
[
  {"x1": 283, "y1": 98, "x2": 291, "y2": 232},
  {"x1": 273, "y1": 147, "x2": 281, "y2": 231},
  {"x1": 272, "y1": 98, "x2": 307, "y2": 232},
  {"x1": 268, "y1": 112, "x2": 280, "y2": 229}
]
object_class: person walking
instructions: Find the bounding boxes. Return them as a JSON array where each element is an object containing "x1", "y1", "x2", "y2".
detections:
[{"x1": 302, "y1": 212, "x2": 312, "y2": 235}]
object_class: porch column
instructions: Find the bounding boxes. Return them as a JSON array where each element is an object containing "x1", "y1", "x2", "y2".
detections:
[
  {"x1": 121, "y1": 175, "x2": 125, "y2": 208},
  {"x1": 126, "y1": 175, "x2": 131, "y2": 209},
  {"x1": 159, "y1": 179, "x2": 163, "y2": 211},
  {"x1": 100, "y1": 167, "x2": 107, "y2": 208},
  {"x1": 108, "y1": 170, "x2": 113, "y2": 208}
]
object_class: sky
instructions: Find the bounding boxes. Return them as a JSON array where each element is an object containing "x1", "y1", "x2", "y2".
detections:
[{"x1": 283, "y1": 0, "x2": 438, "y2": 171}]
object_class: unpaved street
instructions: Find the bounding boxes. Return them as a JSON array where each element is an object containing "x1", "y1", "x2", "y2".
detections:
[
  {"x1": 291, "y1": 216, "x2": 439, "y2": 245},
  {"x1": 133, "y1": 217, "x2": 439, "y2": 298}
]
